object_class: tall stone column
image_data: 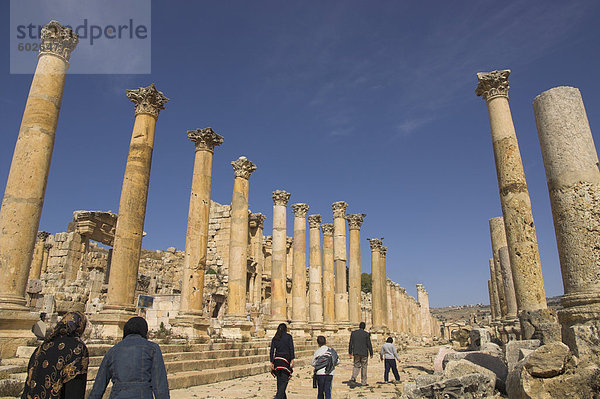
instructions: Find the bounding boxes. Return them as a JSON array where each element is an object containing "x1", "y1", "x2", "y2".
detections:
[
  {"x1": 41, "y1": 244, "x2": 52, "y2": 275},
  {"x1": 489, "y1": 217, "x2": 509, "y2": 318},
  {"x1": 417, "y1": 284, "x2": 432, "y2": 337},
  {"x1": 488, "y1": 280, "x2": 498, "y2": 323},
  {"x1": 488, "y1": 259, "x2": 502, "y2": 322},
  {"x1": 380, "y1": 247, "x2": 390, "y2": 331},
  {"x1": 29, "y1": 232, "x2": 50, "y2": 280},
  {"x1": 223, "y1": 156, "x2": 256, "y2": 339},
  {"x1": 96, "y1": 84, "x2": 168, "y2": 337},
  {"x1": 368, "y1": 238, "x2": 385, "y2": 333},
  {"x1": 499, "y1": 246, "x2": 518, "y2": 319},
  {"x1": 346, "y1": 213, "x2": 365, "y2": 325},
  {"x1": 534, "y1": 86, "x2": 600, "y2": 361},
  {"x1": 173, "y1": 128, "x2": 222, "y2": 340},
  {"x1": 0, "y1": 21, "x2": 78, "y2": 316},
  {"x1": 270, "y1": 190, "x2": 291, "y2": 326},
  {"x1": 285, "y1": 237, "x2": 293, "y2": 320},
  {"x1": 263, "y1": 236, "x2": 272, "y2": 277},
  {"x1": 308, "y1": 215, "x2": 324, "y2": 330},
  {"x1": 249, "y1": 213, "x2": 266, "y2": 309},
  {"x1": 387, "y1": 279, "x2": 394, "y2": 332},
  {"x1": 321, "y1": 224, "x2": 336, "y2": 330},
  {"x1": 332, "y1": 201, "x2": 350, "y2": 326},
  {"x1": 476, "y1": 70, "x2": 548, "y2": 320},
  {"x1": 393, "y1": 284, "x2": 402, "y2": 333},
  {"x1": 290, "y1": 203, "x2": 309, "y2": 330}
]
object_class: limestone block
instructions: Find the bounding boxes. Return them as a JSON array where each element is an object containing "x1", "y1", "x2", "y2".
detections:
[
  {"x1": 403, "y1": 373, "x2": 494, "y2": 399},
  {"x1": 469, "y1": 328, "x2": 491, "y2": 350},
  {"x1": 505, "y1": 339, "x2": 541, "y2": 372},
  {"x1": 518, "y1": 348, "x2": 534, "y2": 360},
  {"x1": 16, "y1": 346, "x2": 36, "y2": 358},
  {"x1": 524, "y1": 342, "x2": 571, "y2": 378},
  {"x1": 444, "y1": 359, "x2": 496, "y2": 388},
  {"x1": 443, "y1": 351, "x2": 508, "y2": 391},
  {"x1": 433, "y1": 346, "x2": 455, "y2": 374}
]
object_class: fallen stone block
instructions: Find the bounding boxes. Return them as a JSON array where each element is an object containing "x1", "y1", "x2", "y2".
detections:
[
  {"x1": 444, "y1": 359, "x2": 496, "y2": 388},
  {"x1": 524, "y1": 341, "x2": 570, "y2": 378},
  {"x1": 444, "y1": 351, "x2": 508, "y2": 392},
  {"x1": 505, "y1": 339, "x2": 540, "y2": 371},
  {"x1": 469, "y1": 328, "x2": 491, "y2": 350},
  {"x1": 403, "y1": 373, "x2": 494, "y2": 399}
]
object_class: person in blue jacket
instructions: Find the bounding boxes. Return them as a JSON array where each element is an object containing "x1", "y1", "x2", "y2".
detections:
[{"x1": 88, "y1": 317, "x2": 170, "y2": 399}]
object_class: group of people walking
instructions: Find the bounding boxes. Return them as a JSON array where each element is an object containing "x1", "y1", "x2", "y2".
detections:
[
  {"x1": 270, "y1": 321, "x2": 402, "y2": 399},
  {"x1": 22, "y1": 311, "x2": 170, "y2": 399},
  {"x1": 23, "y1": 313, "x2": 400, "y2": 399}
]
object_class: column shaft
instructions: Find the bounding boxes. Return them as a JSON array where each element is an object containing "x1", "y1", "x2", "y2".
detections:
[
  {"x1": 499, "y1": 246, "x2": 518, "y2": 319},
  {"x1": 489, "y1": 217, "x2": 509, "y2": 318},
  {"x1": 321, "y1": 224, "x2": 335, "y2": 325},
  {"x1": 29, "y1": 232, "x2": 49, "y2": 281},
  {"x1": 332, "y1": 202, "x2": 349, "y2": 323},
  {"x1": 380, "y1": 247, "x2": 389, "y2": 330},
  {"x1": 308, "y1": 215, "x2": 323, "y2": 324},
  {"x1": 477, "y1": 70, "x2": 547, "y2": 312},
  {"x1": 291, "y1": 204, "x2": 308, "y2": 322},
  {"x1": 346, "y1": 214, "x2": 365, "y2": 324},
  {"x1": 488, "y1": 258, "x2": 502, "y2": 321},
  {"x1": 250, "y1": 214, "x2": 266, "y2": 309},
  {"x1": 271, "y1": 191, "x2": 290, "y2": 321},
  {"x1": 369, "y1": 238, "x2": 384, "y2": 330},
  {"x1": 0, "y1": 22, "x2": 77, "y2": 309}
]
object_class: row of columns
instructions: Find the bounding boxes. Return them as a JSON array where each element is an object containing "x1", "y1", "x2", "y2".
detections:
[{"x1": 478, "y1": 70, "x2": 600, "y2": 360}]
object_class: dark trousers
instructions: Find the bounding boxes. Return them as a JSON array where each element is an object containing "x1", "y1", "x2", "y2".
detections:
[
  {"x1": 384, "y1": 359, "x2": 400, "y2": 382},
  {"x1": 275, "y1": 372, "x2": 290, "y2": 399},
  {"x1": 316, "y1": 375, "x2": 333, "y2": 399}
]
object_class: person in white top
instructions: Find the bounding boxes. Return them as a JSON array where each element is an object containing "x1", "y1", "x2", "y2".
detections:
[
  {"x1": 311, "y1": 336, "x2": 339, "y2": 399},
  {"x1": 380, "y1": 337, "x2": 401, "y2": 383}
]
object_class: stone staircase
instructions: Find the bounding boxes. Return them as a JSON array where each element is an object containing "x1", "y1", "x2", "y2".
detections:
[{"x1": 0, "y1": 336, "x2": 342, "y2": 397}]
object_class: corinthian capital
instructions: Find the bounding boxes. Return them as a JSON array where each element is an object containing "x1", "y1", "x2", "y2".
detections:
[
  {"x1": 332, "y1": 201, "x2": 348, "y2": 218},
  {"x1": 231, "y1": 156, "x2": 257, "y2": 179},
  {"x1": 37, "y1": 231, "x2": 50, "y2": 241},
  {"x1": 475, "y1": 69, "x2": 510, "y2": 101},
  {"x1": 126, "y1": 84, "x2": 169, "y2": 118},
  {"x1": 272, "y1": 190, "x2": 291, "y2": 206},
  {"x1": 308, "y1": 215, "x2": 322, "y2": 229},
  {"x1": 188, "y1": 128, "x2": 224, "y2": 152},
  {"x1": 321, "y1": 224, "x2": 334, "y2": 236},
  {"x1": 263, "y1": 236, "x2": 272, "y2": 249},
  {"x1": 291, "y1": 203, "x2": 309, "y2": 218},
  {"x1": 44, "y1": 243, "x2": 53, "y2": 251},
  {"x1": 380, "y1": 246, "x2": 388, "y2": 258},
  {"x1": 345, "y1": 214, "x2": 366, "y2": 230},
  {"x1": 39, "y1": 21, "x2": 79, "y2": 62},
  {"x1": 286, "y1": 237, "x2": 293, "y2": 249},
  {"x1": 249, "y1": 213, "x2": 267, "y2": 229},
  {"x1": 368, "y1": 238, "x2": 383, "y2": 251}
]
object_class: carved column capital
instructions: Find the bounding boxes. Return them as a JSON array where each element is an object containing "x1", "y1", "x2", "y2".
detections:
[
  {"x1": 43, "y1": 243, "x2": 53, "y2": 251},
  {"x1": 263, "y1": 236, "x2": 272, "y2": 249},
  {"x1": 231, "y1": 156, "x2": 257, "y2": 179},
  {"x1": 39, "y1": 20, "x2": 79, "y2": 62},
  {"x1": 368, "y1": 238, "x2": 383, "y2": 251},
  {"x1": 332, "y1": 201, "x2": 348, "y2": 218},
  {"x1": 272, "y1": 190, "x2": 291, "y2": 206},
  {"x1": 380, "y1": 246, "x2": 387, "y2": 258},
  {"x1": 187, "y1": 127, "x2": 224, "y2": 152},
  {"x1": 37, "y1": 231, "x2": 50, "y2": 241},
  {"x1": 126, "y1": 84, "x2": 169, "y2": 118},
  {"x1": 249, "y1": 213, "x2": 266, "y2": 229},
  {"x1": 308, "y1": 215, "x2": 322, "y2": 229},
  {"x1": 475, "y1": 69, "x2": 510, "y2": 101},
  {"x1": 345, "y1": 213, "x2": 366, "y2": 230},
  {"x1": 291, "y1": 203, "x2": 309, "y2": 218},
  {"x1": 321, "y1": 224, "x2": 334, "y2": 236},
  {"x1": 286, "y1": 237, "x2": 293, "y2": 249}
]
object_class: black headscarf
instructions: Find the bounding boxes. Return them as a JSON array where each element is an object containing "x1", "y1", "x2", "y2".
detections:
[
  {"x1": 123, "y1": 316, "x2": 148, "y2": 339},
  {"x1": 22, "y1": 311, "x2": 89, "y2": 399}
]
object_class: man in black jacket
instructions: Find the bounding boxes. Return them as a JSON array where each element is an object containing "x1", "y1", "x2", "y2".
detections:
[{"x1": 348, "y1": 322, "x2": 373, "y2": 386}]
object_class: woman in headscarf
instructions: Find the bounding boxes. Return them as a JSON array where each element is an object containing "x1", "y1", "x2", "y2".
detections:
[
  {"x1": 269, "y1": 323, "x2": 294, "y2": 399},
  {"x1": 88, "y1": 316, "x2": 170, "y2": 399},
  {"x1": 22, "y1": 311, "x2": 89, "y2": 399}
]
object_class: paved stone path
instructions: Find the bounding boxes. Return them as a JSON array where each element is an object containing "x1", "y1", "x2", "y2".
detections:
[{"x1": 171, "y1": 345, "x2": 439, "y2": 399}]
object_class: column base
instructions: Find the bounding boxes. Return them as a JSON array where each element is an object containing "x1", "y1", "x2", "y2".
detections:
[
  {"x1": 307, "y1": 321, "x2": 324, "y2": 336},
  {"x1": 0, "y1": 309, "x2": 39, "y2": 358},
  {"x1": 519, "y1": 308, "x2": 561, "y2": 344},
  {"x1": 558, "y1": 301, "x2": 600, "y2": 364},
  {"x1": 0, "y1": 294, "x2": 29, "y2": 311},
  {"x1": 221, "y1": 316, "x2": 253, "y2": 341},
  {"x1": 171, "y1": 312, "x2": 211, "y2": 343},
  {"x1": 500, "y1": 318, "x2": 521, "y2": 342},
  {"x1": 89, "y1": 305, "x2": 136, "y2": 339},
  {"x1": 289, "y1": 320, "x2": 311, "y2": 338}
]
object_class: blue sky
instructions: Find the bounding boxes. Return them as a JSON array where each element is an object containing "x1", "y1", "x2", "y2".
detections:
[{"x1": 2, "y1": 1, "x2": 600, "y2": 307}]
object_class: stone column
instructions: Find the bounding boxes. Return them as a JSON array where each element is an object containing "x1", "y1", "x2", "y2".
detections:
[
  {"x1": 499, "y1": 246, "x2": 518, "y2": 319},
  {"x1": 393, "y1": 284, "x2": 402, "y2": 333},
  {"x1": 174, "y1": 128, "x2": 222, "y2": 340},
  {"x1": 263, "y1": 236, "x2": 272, "y2": 277},
  {"x1": 270, "y1": 190, "x2": 291, "y2": 325},
  {"x1": 223, "y1": 156, "x2": 256, "y2": 339},
  {"x1": 368, "y1": 238, "x2": 385, "y2": 333},
  {"x1": 332, "y1": 201, "x2": 350, "y2": 326},
  {"x1": 41, "y1": 244, "x2": 52, "y2": 275},
  {"x1": 321, "y1": 224, "x2": 336, "y2": 330},
  {"x1": 0, "y1": 21, "x2": 78, "y2": 315},
  {"x1": 285, "y1": 237, "x2": 293, "y2": 320},
  {"x1": 387, "y1": 279, "x2": 394, "y2": 332},
  {"x1": 488, "y1": 280, "x2": 498, "y2": 323},
  {"x1": 290, "y1": 203, "x2": 309, "y2": 329},
  {"x1": 29, "y1": 232, "x2": 50, "y2": 281},
  {"x1": 488, "y1": 258, "x2": 502, "y2": 322},
  {"x1": 534, "y1": 86, "x2": 600, "y2": 361},
  {"x1": 346, "y1": 213, "x2": 366, "y2": 325},
  {"x1": 417, "y1": 284, "x2": 432, "y2": 337},
  {"x1": 380, "y1": 246, "x2": 389, "y2": 331},
  {"x1": 489, "y1": 217, "x2": 509, "y2": 319},
  {"x1": 476, "y1": 70, "x2": 548, "y2": 317},
  {"x1": 96, "y1": 84, "x2": 168, "y2": 337},
  {"x1": 249, "y1": 213, "x2": 266, "y2": 309},
  {"x1": 308, "y1": 215, "x2": 324, "y2": 330}
]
